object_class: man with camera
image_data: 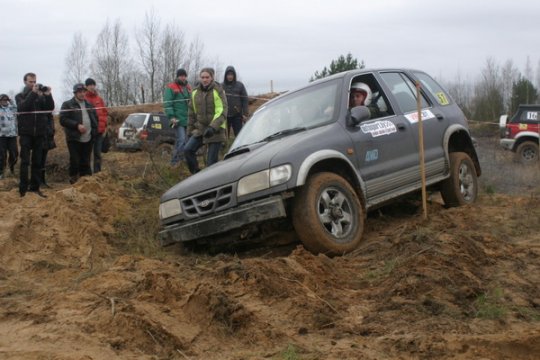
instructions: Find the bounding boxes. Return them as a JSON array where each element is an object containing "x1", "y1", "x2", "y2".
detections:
[{"x1": 15, "y1": 72, "x2": 55, "y2": 197}]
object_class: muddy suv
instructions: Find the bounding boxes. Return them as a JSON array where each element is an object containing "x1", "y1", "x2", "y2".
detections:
[
  {"x1": 499, "y1": 105, "x2": 540, "y2": 164},
  {"x1": 116, "y1": 112, "x2": 176, "y2": 151},
  {"x1": 159, "y1": 68, "x2": 481, "y2": 255}
]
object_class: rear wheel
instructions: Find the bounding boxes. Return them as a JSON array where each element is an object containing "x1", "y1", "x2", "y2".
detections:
[
  {"x1": 440, "y1": 152, "x2": 478, "y2": 207},
  {"x1": 514, "y1": 141, "x2": 539, "y2": 165},
  {"x1": 293, "y1": 172, "x2": 364, "y2": 255}
]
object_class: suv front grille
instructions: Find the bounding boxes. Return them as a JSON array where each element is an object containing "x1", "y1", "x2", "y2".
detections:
[{"x1": 182, "y1": 185, "x2": 234, "y2": 217}]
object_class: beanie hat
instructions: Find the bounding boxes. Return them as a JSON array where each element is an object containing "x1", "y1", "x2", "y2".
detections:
[
  {"x1": 85, "y1": 78, "x2": 96, "y2": 86},
  {"x1": 176, "y1": 68, "x2": 187, "y2": 77},
  {"x1": 200, "y1": 67, "x2": 215, "y2": 78}
]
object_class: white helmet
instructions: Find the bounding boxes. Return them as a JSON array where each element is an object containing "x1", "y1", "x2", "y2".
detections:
[{"x1": 350, "y1": 82, "x2": 372, "y2": 106}]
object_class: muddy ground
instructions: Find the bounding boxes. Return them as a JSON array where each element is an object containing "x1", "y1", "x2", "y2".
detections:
[{"x1": 0, "y1": 118, "x2": 539, "y2": 359}]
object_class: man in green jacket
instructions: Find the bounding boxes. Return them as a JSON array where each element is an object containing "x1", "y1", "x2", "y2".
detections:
[
  {"x1": 184, "y1": 67, "x2": 227, "y2": 174},
  {"x1": 163, "y1": 68, "x2": 191, "y2": 166}
]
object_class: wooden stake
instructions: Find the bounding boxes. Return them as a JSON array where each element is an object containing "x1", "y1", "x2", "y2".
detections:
[{"x1": 416, "y1": 82, "x2": 428, "y2": 220}]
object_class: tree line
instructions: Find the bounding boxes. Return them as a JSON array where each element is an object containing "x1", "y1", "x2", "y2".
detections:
[
  {"x1": 63, "y1": 10, "x2": 222, "y2": 107},
  {"x1": 311, "y1": 53, "x2": 540, "y2": 122}
]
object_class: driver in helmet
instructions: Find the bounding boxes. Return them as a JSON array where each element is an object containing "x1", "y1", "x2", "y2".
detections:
[{"x1": 349, "y1": 82, "x2": 381, "y2": 118}]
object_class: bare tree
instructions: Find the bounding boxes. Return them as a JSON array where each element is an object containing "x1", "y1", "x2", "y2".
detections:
[
  {"x1": 91, "y1": 19, "x2": 130, "y2": 106},
  {"x1": 536, "y1": 59, "x2": 540, "y2": 102},
  {"x1": 63, "y1": 32, "x2": 88, "y2": 98},
  {"x1": 472, "y1": 57, "x2": 504, "y2": 121},
  {"x1": 135, "y1": 8, "x2": 161, "y2": 103},
  {"x1": 501, "y1": 59, "x2": 519, "y2": 112},
  {"x1": 184, "y1": 35, "x2": 205, "y2": 85},
  {"x1": 159, "y1": 23, "x2": 187, "y2": 93},
  {"x1": 443, "y1": 70, "x2": 473, "y2": 118}
]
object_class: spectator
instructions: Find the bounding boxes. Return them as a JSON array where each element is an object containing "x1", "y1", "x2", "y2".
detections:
[
  {"x1": 163, "y1": 68, "x2": 191, "y2": 166},
  {"x1": 60, "y1": 83, "x2": 98, "y2": 184},
  {"x1": 0, "y1": 94, "x2": 18, "y2": 179},
  {"x1": 15, "y1": 72, "x2": 55, "y2": 198},
  {"x1": 185, "y1": 67, "x2": 228, "y2": 174},
  {"x1": 84, "y1": 78, "x2": 108, "y2": 173},
  {"x1": 223, "y1": 66, "x2": 248, "y2": 137},
  {"x1": 38, "y1": 113, "x2": 56, "y2": 188}
]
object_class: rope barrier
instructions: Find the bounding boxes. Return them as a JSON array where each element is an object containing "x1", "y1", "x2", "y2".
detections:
[{"x1": 11, "y1": 92, "x2": 275, "y2": 116}]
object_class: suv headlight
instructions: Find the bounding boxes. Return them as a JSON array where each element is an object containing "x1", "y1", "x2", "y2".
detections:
[
  {"x1": 237, "y1": 165, "x2": 292, "y2": 197},
  {"x1": 159, "y1": 199, "x2": 182, "y2": 219}
]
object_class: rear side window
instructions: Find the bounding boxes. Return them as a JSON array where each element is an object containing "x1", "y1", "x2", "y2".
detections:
[
  {"x1": 380, "y1": 72, "x2": 430, "y2": 113},
  {"x1": 124, "y1": 114, "x2": 146, "y2": 128},
  {"x1": 148, "y1": 115, "x2": 169, "y2": 130},
  {"x1": 512, "y1": 109, "x2": 539, "y2": 124},
  {"x1": 414, "y1": 72, "x2": 452, "y2": 106}
]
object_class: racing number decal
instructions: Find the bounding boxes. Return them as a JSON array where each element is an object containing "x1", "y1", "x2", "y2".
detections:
[
  {"x1": 152, "y1": 115, "x2": 162, "y2": 129},
  {"x1": 435, "y1": 92, "x2": 449, "y2": 105}
]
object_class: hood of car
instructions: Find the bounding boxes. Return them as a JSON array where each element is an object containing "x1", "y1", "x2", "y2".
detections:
[{"x1": 160, "y1": 127, "x2": 332, "y2": 202}]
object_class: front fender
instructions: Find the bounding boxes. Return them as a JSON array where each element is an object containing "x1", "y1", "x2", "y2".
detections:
[{"x1": 295, "y1": 149, "x2": 367, "y2": 198}]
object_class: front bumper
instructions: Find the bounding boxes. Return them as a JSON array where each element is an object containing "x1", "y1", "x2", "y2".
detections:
[
  {"x1": 500, "y1": 138, "x2": 515, "y2": 151},
  {"x1": 159, "y1": 195, "x2": 287, "y2": 246}
]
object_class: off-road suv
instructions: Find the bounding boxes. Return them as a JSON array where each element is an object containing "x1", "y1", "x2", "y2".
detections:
[
  {"x1": 159, "y1": 68, "x2": 481, "y2": 255},
  {"x1": 499, "y1": 104, "x2": 540, "y2": 164},
  {"x1": 116, "y1": 112, "x2": 176, "y2": 152}
]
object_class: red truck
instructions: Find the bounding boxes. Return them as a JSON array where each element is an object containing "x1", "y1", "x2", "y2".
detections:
[{"x1": 499, "y1": 104, "x2": 540, "y2": 164}]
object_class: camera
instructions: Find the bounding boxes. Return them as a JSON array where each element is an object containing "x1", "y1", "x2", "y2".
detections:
[{"x1": 37, "y1": 84, "x2": 50, "y2": 92}]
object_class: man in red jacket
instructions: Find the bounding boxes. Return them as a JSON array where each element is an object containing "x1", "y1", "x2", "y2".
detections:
[{"x1": 84, "y1": 78, "x2": 108, "y2": 173}]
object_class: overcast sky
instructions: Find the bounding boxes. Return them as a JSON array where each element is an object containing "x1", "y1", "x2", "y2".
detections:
[{"x1": 1, "y1": 0, "x2": 540, "y2": 102}]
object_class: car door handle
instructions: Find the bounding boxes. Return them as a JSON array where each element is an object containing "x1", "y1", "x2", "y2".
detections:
[
  {"x1": 436, "y1": 113, "x2": 444, "y2": 120},
  {"x1": 396, "y1": 123, "x2": 406, "y2": 130}
]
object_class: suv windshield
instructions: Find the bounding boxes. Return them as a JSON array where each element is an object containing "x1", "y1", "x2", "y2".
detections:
[
  {"x1": 230, "y1": 79, "x2": 340, "y2": 150},
  {"x1": 123, "y1": 114, "x2": 147, "y2": 128}
]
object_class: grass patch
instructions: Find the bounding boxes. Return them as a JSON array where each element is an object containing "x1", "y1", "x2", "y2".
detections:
[
  {"x1": 365, "y1": 259, "x2": 398, "y2": 282},
  {"x1": 278, "y1": 344, "x2": 300, "y2": 360},
  {"x1": 473, "y1": 288, "x2": 507, "y2": 319},
  {"x1": 514, "y1": 306, "x2": 540, "y2": 321}
]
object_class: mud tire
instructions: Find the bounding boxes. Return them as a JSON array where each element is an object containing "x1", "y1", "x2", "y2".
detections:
[
  {"x1": 440, "y1": 152, "x2": 478, "y2": 207},
  {"x1": 514, "y1": 141, "x2": 539, "y2": 165},
  {"x1": 293, "y1": 172, "x2": 364, "y2": 256}
]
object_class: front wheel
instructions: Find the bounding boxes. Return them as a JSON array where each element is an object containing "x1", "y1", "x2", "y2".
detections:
[
  {"x1": 514, "y1": 141, "x2": 539, "y2": 165},
  {"x1": 293, "y1": 172, "x2": 365, "y2": 256},
  {"x1": 440, "y1": 152, "x2": 478, "y2": 207}
]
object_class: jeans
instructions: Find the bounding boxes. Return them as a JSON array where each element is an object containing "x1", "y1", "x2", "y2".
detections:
[
  {"x1": 93, "y1": 133, "x2": 103, "y2": 173},
  {"x1": 184, "y1": 136, "x2": 222, "y2": 174},
  {"x1": 171, "y1": 126, "x2": 187, "y2": 165},
  {"x1": 19, "y1": 135, "x2": 44, "y2": 192}
]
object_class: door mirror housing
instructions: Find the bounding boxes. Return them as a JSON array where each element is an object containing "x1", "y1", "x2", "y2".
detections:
[{"x1": 347, "y1": 106, "x2": 371, "y2": 126}]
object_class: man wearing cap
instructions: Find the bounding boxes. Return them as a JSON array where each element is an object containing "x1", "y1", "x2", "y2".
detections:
[
  {"x1": 84, "y1": 78, "x2": 108, "y2": 173},
  {"x1": 60, "y1": 83, "x2": 98, "y2": 184},
  {"x1": 15, "y1": 72, "x2": 55, "y2": 197},
  {"x1": 163, "y1": 68, "x2": 191, "y2": 167},
  {"x1": 0, "y1": 94, "x2": 18, "y2": 180}
]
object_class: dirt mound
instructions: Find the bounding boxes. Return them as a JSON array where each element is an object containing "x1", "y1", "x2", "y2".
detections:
[{"x1": 1, "y1": 130, "x2": 539, "y2": 359}]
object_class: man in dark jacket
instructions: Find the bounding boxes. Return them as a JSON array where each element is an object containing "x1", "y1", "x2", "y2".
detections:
[
  {"x1": 222, "y1": 66, "x2": 248, "y2": 137},
  {"x1": 60, "y1": 83, "x2": 98, "y2": 184},
  {"x1": 15, "y1": 72, "x2": 55, "y2": 197}
]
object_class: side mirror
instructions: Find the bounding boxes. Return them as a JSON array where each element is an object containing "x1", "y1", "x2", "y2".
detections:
[{"x1": 347, "y1": 106, "x2": 371, "y2": 126}]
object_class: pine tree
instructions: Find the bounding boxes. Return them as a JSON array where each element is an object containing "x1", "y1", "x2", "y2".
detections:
[{"x1": 310, "y1": 53, "x2": 364, "y2": 82}]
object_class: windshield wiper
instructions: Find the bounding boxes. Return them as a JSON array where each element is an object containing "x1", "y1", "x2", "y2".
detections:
[{"x1": 262, "y1": 127, "x2": 307, "y2": 142}]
